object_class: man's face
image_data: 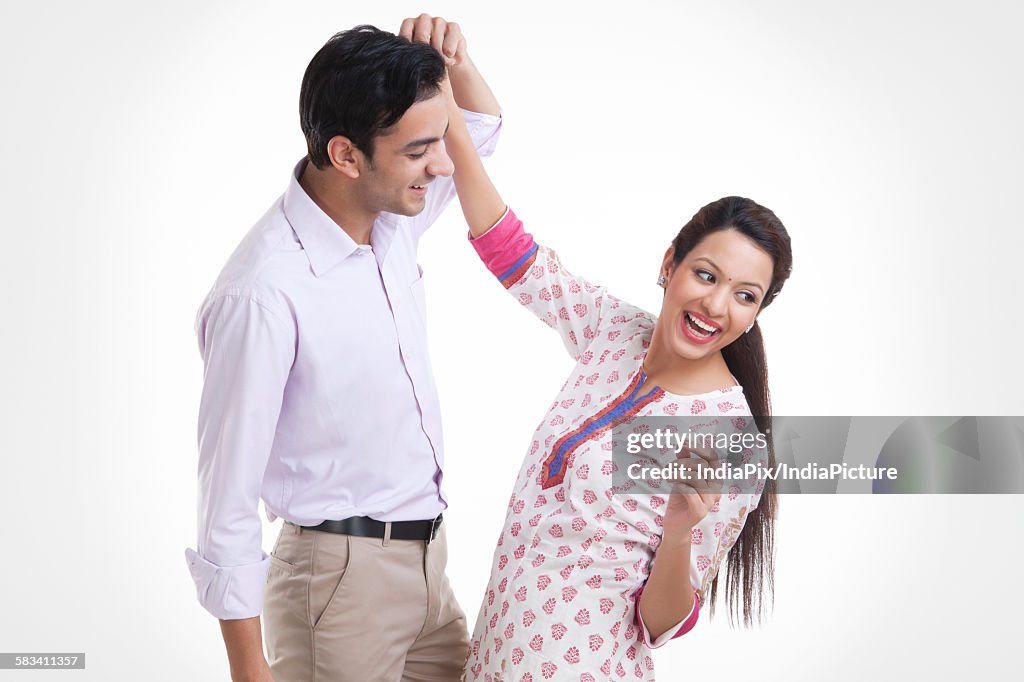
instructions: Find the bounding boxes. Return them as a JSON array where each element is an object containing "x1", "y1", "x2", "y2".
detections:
[{"x1": 358, "y1": 93, "x2": 454, "y2": 217}]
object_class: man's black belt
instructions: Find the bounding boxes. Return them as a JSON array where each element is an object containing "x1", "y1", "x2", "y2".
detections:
[{"x1": 303, "y1": 514, "x2": 443, "y2": 543}]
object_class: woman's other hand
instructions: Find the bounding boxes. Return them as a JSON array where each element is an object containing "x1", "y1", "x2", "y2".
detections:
[{"x1": 662, "y1": 447, "x2": 722, "y2": 538}]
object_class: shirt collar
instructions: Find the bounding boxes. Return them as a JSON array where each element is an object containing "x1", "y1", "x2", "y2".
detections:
[{"x1": 283, "y1": 158, "x2": 362, "y2": 277}]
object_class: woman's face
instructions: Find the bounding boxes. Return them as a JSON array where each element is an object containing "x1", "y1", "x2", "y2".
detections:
[{"x1": 658, "y1": 229, "x2": 774, "y2": 362}]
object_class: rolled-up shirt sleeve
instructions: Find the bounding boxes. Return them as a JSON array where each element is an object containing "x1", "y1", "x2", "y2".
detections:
[
  {"x1": 462, "y1": 108, "x2": 502, "y2": 159},
  {"x1": 185, "y1": 292, "x2": 295, "y2": 620}
]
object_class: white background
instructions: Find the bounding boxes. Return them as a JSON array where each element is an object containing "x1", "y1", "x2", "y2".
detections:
[{"x1": 1, "y1": 0, "x2": 1021, "y2": 679}]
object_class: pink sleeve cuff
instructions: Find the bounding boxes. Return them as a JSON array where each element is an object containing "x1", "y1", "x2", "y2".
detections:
[
  {"x1": 469, "y1": 207, "x2": 538, "y2": 288},
  {"x1": 635, "y1": 584, "x2": 701, "y2": 648}
]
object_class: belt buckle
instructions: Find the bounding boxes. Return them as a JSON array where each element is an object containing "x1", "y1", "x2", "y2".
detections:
[{"x1": 427, "y1": 515, "x2": 442, "y2": 544}]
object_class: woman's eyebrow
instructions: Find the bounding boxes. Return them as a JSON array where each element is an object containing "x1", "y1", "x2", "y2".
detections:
[{"x1": 695, "y1": 256, "x2": 766, "y2": 293}]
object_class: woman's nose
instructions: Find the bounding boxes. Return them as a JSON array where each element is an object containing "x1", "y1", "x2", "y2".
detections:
[{"x1": 700, "y1": 288, "x2": 729, "y2": 318}]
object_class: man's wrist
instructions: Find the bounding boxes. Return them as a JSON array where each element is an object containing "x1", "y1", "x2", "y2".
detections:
[
  {"x1": 220, "y1": 616, "x2": 269, "y2": 680},
  {"x1": 231, "y1": 661, "x2": 269, "y2": 676},
  {"x1": 229, "y1": 657, "x2": 272, "y2": 682}
]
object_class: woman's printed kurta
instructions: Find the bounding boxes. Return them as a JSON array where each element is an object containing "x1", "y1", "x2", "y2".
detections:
[{"x1": 464, "y1": 210, "x2": 765, "y2": 681}]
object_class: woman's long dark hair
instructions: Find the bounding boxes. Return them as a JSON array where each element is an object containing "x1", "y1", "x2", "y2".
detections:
[{"x1": 670, "y1": 196, "x2": 793, "y2": 626}]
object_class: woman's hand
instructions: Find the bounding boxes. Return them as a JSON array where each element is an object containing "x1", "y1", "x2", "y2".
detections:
[
  {"x1": 398, "y1": 14, "x2": 499, "y2": 116},
  {"x1": 639, "y1": 451, "x2": 719, "y2": 640},
  {"x1": 399, "y1": 14, "x2": 467, "y2": 67},
  {"x1": 396, "y1": 15, "x2": 504, "y2": 235},
  {"x1": 661, "y1": 447, "x2": 722, "y2": 539}
]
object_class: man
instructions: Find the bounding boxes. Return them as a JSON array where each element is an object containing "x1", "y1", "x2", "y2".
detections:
[{"x1": 185, "y1": 15, "x2": 500, "y2": 682}]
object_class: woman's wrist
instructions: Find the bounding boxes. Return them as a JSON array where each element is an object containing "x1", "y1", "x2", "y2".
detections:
[{"x1": 658, "y1": 529, "x2": 693, "y2": 550}]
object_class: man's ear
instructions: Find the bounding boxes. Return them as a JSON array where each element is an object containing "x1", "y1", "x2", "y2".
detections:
[{"x1": 326, "y1": 136, "x2": 363, "y2": 179}]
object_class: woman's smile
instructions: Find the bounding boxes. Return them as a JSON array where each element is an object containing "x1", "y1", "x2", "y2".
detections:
[{"x1": 681, "y1": 310, "x2": 723, "y2": 344}]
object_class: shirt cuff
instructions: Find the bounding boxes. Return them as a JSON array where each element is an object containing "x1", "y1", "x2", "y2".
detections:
[
  {"x1": 635, "y1": 585, "x2": 701, "y2": 648},
  {"x1": 185, "y1": 548, "x2": 272, "y2": 620},
  {"x1": 469, "y1": 207, "x2": 538, "y2": 288},
  {"x1": 461, "y1": 109, "x2": 502, "y2": 158}
]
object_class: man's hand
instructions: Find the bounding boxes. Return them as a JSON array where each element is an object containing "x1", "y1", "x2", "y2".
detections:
[
  {"x1": 232, "y1": 665, "x2": 275, "y2": 682},
  {"x1": 399, "y1": 14, "x2": 467, "y2": 67},
  {"x1": 662, "y1": 447, "x2": 723, "y2": 538},
  {"x1": 220, "y1": 617, "x2": 276, "y2": 682}
]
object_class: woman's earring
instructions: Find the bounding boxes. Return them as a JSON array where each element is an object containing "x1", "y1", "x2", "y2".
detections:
[
  {"x1": 745, "y1": 322, "x2": 755, "y2": 333},
  {"x1": 657, "y1": 274, "x2": 667, "y2": 287}
]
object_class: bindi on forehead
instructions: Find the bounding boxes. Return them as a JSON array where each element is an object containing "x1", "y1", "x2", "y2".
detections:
[{"x1": 694, "y1": 255, "x2": 767, "y2": 293}]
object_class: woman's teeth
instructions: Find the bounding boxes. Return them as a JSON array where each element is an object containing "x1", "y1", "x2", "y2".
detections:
[{"x1": 685, "y1": 312, "x2": 719, "y2": 337}]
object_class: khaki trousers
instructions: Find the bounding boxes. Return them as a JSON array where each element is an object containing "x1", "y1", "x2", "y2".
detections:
[{"x1": 263, "y1": 521, "x2": 468, "y2": 682}]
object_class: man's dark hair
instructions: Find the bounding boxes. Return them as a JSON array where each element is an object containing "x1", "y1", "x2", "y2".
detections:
[{"x1": 299, "y1": 25, "x2": 446, "y2": 169}]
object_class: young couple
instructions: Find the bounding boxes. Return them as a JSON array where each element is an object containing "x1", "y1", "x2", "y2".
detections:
[{"x1": 186, "y1": 14, "x2": 793, "y2": 682}]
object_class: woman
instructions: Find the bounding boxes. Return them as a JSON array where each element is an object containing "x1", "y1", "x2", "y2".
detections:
[{"x1": 441, "y1": 84, "x2": 792, "y2": 681}]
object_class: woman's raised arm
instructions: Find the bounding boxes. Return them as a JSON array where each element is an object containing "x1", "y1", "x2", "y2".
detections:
[{"x1": 440, "y1": 76, "x2": 507, "y2": 236}]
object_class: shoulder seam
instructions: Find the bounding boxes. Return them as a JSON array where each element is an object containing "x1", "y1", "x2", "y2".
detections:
[{"x1": 207, "y1": 291, "x2": 292, "y2": 328}]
